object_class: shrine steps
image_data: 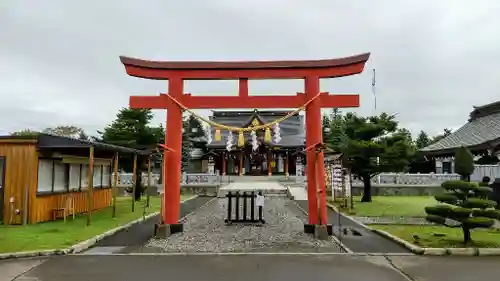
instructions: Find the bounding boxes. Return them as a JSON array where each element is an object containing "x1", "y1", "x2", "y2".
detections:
[
  {"x1": 223, "y1": 175, "x2": 287, "y2": 182},
  {"x1": 217, "y1": 182, "x2": 288, "y2": 198}
]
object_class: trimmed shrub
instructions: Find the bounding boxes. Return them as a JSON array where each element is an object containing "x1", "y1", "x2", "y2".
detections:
[{"x1": 424, "y1": 180, "x2": 497, "y2": 244}]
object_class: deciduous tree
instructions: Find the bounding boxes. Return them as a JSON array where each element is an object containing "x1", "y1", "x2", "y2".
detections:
[
  {"x1": 43, "y1": 125, "x2": 86, "y2": 138},
  {"x1": 10, "y1": 129, "x2": 39, "y2": 137}
]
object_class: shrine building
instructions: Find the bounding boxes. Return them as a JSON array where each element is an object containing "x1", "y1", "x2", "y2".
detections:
[{"x1": 202, "y1": 109, "x2": 305, "y2": 176}]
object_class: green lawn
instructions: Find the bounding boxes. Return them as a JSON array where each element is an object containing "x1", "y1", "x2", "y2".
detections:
[
  {"x1": 372, "y1": 225, "x2": 500, "y2": 248},
  {"x1": 330, "y1": 196, "x2": 437, "y2": 217},
  {"x1": 0, "y1": 194, "x2": 194, "y2": 253}
]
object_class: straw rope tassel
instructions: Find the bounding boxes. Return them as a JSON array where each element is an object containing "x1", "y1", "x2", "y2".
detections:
[
  {"x1": 238, "y1": 130, "x2": 245, "y2": 147},
  {"x1": 264, "y1": 127, "x2": 271, "y2": 142},
  {"x1": 215, "y1": 128, "x2": 221, "y2": 141}
]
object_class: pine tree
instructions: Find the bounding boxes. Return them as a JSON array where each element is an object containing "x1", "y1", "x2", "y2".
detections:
[
  {"x1": 454, "y1": 146, "x2": 475, "y2": 181},
  {"x1": 181, "y1": 117, "x2": 193, "y2": 172},
  {"x1": 100, "y1": 108, "x2": 164, "y2": 200},
  {"x1": 328, "y1": 108, "x2": 348, "y2": 152},
  {"x1": 425, "y1": 180, "x2": 499, "y2": 244},
  {"x1": 415, "y1": 130, "x2": 431, "y2": 149}
]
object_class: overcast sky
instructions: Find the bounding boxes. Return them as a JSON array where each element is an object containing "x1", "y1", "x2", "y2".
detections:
[{"x1": 1, "y1": 0, "x2": 499, "y2": 138}]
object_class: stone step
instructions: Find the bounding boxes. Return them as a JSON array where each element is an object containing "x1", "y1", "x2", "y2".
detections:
[
  {"x1": 223, "y1": 175, "x2": 287, "y2": 182},
  {"x1": 217, "y1": 187, "x2": 288, "y2": 198}
]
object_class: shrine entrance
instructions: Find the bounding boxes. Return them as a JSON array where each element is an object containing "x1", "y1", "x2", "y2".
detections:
[{"x1": 119, "y1": 53, "x2": 370, "y2": 236}]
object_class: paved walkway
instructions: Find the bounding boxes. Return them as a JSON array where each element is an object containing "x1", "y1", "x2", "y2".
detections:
[
  {"x1": 0, "y1": 258, "x2": 45, "y2": 281},
  {"x1": 8, "y1": 255, "x2": 500, "y2": 281},
  {"x1": 287, "y1": 185, "x2": 308, "y2": 200},
  {"x1": 83, "y1": 197, "x2": 212, "y2": 254},
  {"x1": 294, "y1": 200, "x2": 409, "y2": 253}
]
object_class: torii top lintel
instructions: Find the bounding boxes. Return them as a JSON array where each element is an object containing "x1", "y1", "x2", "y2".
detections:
[{"x1": 119, "y1": 53, "x2": 370, "y2": 80}]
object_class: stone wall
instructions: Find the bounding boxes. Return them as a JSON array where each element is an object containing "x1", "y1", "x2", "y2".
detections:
[
  {"x1": 329, "y1": 184, "x2": 444, "y2": 197},
  {"x1": 181, "y1": 184, "x2": 219, "y2": 197}
]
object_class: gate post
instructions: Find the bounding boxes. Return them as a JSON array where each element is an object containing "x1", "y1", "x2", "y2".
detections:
[
  {"x1": 159, "y1": 77, "x2": 184, "y2": 236},
  {"x1": 304, "y1": 76, "x2": 319, "y2": 225}
]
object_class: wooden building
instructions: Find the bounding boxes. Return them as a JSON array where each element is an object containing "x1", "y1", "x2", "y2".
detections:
[
  {"x1": 205, "y1": 110, "x2": 305, "y2": 176},
  {"x1": 0, "y1": 134, "x2": 137, "y2": 225}
]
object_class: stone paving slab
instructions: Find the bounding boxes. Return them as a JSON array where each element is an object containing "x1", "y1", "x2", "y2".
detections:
[
  {"x1": 388, "y1": 255, "x2": 500, "y2": 281},
  {"x1": 294, "y1": 200, "x2": 409, "y2": 253},
  {"x1": 19, "y1": 255, "x2": 409, "y2": 281},
  {"x1": 19, "y1": 255, "x2": 500, "y2": 281},
  {"x1": 140, "y1": 198, "x2": 342, "y2": 253},
  {"x1": 0, "y1": 258, "x2": 46, "y2": 281}
]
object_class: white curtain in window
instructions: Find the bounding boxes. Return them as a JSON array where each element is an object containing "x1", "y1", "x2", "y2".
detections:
[
  {"x1": 37, "y1": 159, "x2": 53, "y2": 193},
  {"x1": 53, "y1": 161, "x2": 67, "y2": 192},
  {"x1": 69, "y1": 164, "x2": 80, "y2": 191},
  {"x1": 102, "y1": 166, "x2": 111, "y2": 187},
  {"x1": 93, "y1": 165, "x2": 102, "y2": 187},
  {"x1": 81, "y1": 164, "x2": 89, "y2": 189}
]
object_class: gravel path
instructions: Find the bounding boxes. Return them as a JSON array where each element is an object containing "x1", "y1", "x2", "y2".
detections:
[{"x1": 142, "y1": 198, "x2": 342, "y2": 253}]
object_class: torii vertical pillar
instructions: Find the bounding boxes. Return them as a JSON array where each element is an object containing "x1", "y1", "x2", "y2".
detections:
[
  {"x1": 119, "y1": 52, "x2": 370, "y2": 237},
  {"x1": 163, "y1": 77, "x2": 183, "y2": 232},
  {"x1": 305, "y1": 76, "x2": 322, "y2": 225}
]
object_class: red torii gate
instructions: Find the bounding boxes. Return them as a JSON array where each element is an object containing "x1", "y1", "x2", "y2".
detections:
[{"x1": 119, "y1": 53, "x2": 370, "y2": 235}]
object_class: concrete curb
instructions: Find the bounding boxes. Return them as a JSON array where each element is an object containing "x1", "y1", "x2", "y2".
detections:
[
  {"x1": 0, "y1": 196, "x2": 199, "y2": 260},
  {"x1": 325, "y1": 202, "x2": 374, "y2": 232},
  {"x1": 326, "y1": 202, "x2": 500, "y2": 256},
  {"x1": 284, "y1": 185, "x2": 295, "y2": 200}
]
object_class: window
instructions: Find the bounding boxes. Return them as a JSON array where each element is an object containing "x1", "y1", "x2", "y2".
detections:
[
  {"x1": 93, "y1": 165, "x2": 102, "y2": 188},
  {"x1": 80, "y1": 165, "x2": 89, "y2": 189},
  {"x1": 37, "y1": 159, "x2": 112, "y2": 194},
  {"x1": 102, "y1": 166, "x2": 111, "y2": 187},
  {"x1": 53, "y1": 160, "x2": 68, "y2": 192},
  {"x1": 37, "y1": 159, "x2": 53, "y2": 193},
  {"x1": 69, "y1": 164, "x2": 80, "y2": 191}
]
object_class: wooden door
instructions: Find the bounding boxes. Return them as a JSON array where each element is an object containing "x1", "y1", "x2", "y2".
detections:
[{"x1": 0, "y1": 157, "x2": 5, "y2": 223}]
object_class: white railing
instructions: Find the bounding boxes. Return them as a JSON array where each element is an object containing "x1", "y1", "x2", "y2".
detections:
[
  {"x1": 115, "y1": 168, "x2": 499, "y2": 187},
  {"x1": 181, "y1": 172, "x2": 221, "y2": 185},
  {"x1": 114, "y1": 173, "x2": 161, "y2": 186},
  {"x1": 115, "y1": 172, "x2": 221, "y2": 186},
  {"x1": 295, "y1": 172, "x2": 461, "y2": 186}
]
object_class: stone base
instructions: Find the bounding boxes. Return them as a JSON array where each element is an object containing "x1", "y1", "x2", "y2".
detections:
[
  {"x1": 154, "y1": 223, "x2": 183, "y2": 238},
  {"x1": 314, "y1": 225, "x2": 329, "y2": 240},
  {"x1": 304, "y1": 224, "x2": 333, "y2": 236}
]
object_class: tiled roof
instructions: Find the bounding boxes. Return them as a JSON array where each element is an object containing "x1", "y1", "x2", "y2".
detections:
[
  {"x1": 421, "y1": 110, "x2": 500, "y2": 154},
  {"x1": 207, "y1": 110, "x2": 305, "y2": 148}
]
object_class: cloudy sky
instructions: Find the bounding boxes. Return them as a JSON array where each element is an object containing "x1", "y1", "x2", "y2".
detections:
[{"x1": 1, "y1": 0, "x2": 499, "y2": 138}]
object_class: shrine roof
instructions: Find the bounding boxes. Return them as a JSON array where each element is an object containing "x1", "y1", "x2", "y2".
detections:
[
  {"x1": 421, "y1": 101, "x2": 500, "y2": 155},
  {"x1": 120, "y1": 53, "x2": 370, "y2": 71},
  {"x1": 207, "y1": 110, "x2": 305, "y2": 148}
]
